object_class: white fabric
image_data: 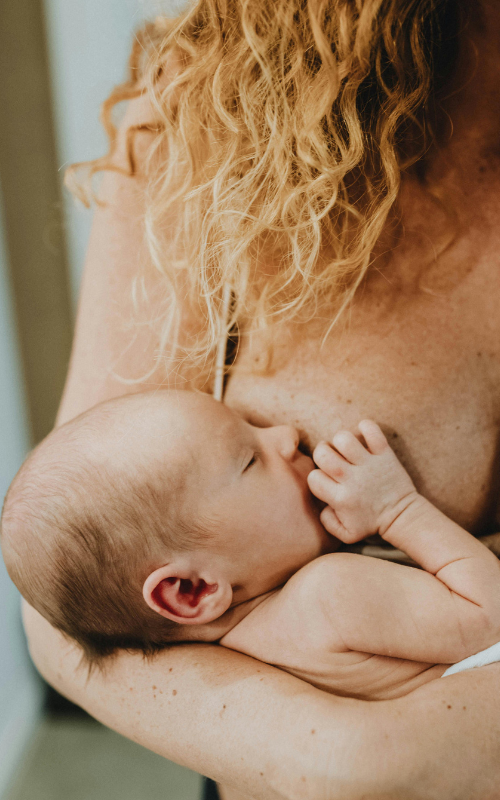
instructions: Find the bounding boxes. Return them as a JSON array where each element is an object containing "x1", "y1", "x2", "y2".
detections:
[{"x1": 442, "y1": 641, "x2": 500, "y2": 677}]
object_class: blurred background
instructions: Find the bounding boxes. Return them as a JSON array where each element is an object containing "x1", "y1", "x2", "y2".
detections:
[{"x1": 0, "y1": 0, "x2": 208, "y2": 797}]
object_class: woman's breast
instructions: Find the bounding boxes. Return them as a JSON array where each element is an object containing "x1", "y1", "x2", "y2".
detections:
[{"x1": 225, "y1": 284, "x2": 500, "y2": 533}]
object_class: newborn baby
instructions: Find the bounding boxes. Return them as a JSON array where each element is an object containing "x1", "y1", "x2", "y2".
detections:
[{"x1": 3, "y1": 390, "x2": 500, "y2": 700}]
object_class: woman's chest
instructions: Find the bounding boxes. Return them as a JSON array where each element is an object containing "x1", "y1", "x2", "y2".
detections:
[{"x1": 225, "y1": 271, "x2": 500, "y2": 532}]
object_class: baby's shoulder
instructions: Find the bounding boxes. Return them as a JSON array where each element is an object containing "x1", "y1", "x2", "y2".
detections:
[
  {"x1": 280, "y1": 552, "x2": 361, "y2": 600},
  {"x1": 221, "y1": 555, "x2": 352, "y2": 661}
]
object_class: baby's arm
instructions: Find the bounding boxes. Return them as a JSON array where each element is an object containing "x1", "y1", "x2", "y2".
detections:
[{"x1": 307, "y1": 422, "x2": 500, "y2": 665}]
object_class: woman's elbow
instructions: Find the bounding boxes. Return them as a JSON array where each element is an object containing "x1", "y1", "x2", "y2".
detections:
[{"x1": 22, "y1": 600, "x2": 76, "y2": 692}]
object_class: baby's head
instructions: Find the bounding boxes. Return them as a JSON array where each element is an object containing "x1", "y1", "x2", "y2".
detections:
[{"x1": 1, "y1": 390, "x2": 332, "y2": 664}]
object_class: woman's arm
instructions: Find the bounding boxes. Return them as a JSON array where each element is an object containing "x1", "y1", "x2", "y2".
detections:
[
  {"x1": 21, "y1": 603, "x2": 376, "y2": 800},
  {"x1": 22, "y1": 100, "x2": 500, "y2": 799},
  {"x1": 24, "y1": 113, "x2": 370, "y2": 798},
  {"x1": 23, "y1": 601, "x2": 500, "y2": 800}
]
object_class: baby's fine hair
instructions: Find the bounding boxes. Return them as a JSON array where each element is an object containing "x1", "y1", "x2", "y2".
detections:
[{"x1": 0, "y1": 397, "x2": 207, "y2": 666}]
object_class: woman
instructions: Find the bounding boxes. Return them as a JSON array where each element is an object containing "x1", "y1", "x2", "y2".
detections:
[{"x1": 22, "y1": 1, "x2": 500, "y2": 797}]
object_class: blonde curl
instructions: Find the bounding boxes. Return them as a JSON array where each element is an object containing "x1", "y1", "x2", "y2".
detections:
[{"x1": 67, "y1": 0, "x2": 462, "y2": 390}]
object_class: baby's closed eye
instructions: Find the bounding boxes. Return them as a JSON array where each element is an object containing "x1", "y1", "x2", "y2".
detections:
[{"x1": 243, "y1": 454, "x2": 258, "y2": 471}]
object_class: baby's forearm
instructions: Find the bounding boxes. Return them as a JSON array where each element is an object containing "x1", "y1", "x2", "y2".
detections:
[
  {"x1": 310, "y1": 424, "x2": 500, "y2": 659},
  {"x1": 381, "y1": 494, "x2": 500, "y2": 613}
]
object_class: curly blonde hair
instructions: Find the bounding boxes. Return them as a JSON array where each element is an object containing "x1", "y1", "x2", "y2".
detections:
[{"x1": 68, "y1": 0, "x2": 462, "y2": 390}]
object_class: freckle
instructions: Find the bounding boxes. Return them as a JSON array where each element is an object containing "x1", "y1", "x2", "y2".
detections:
[
  {"x1": 456, "y1": 425, "x2": 460, "y2": 430},
  {"x1": 447, "y1": 704, "x2": 452, "y2": 709},
  {"x1": 172, "y1": 690, "x2": 177, "y2": 696},
  {"x1": 260, "y1": 677, "x2": 264, "y2": 681},
  {"x1": 169, "y1": 668, "x2": 173, "y2": 672},
  {"x1": 463, "y1": 706, "x2": 466, "y2": 710},
  {"x1": 346, "y1": 399, "x2": 352, "y2": 404},
  {"x1": 260, "y1": 772, "x2": 264, "y2": 776},
  {"x1": 311, "y1": 729, "x2": 315, "y2": 734},
  {"x1": 153, "y1": 695, "x2": 156, "y2": 699},
  {"x1": 301, "y1": 777, "x2": 306, "y2": 782},
  {"x1": 152, "y1": 686, "x2": 156, "y2": 690},
  {"x1": 223, "y1": 705, "x2": 226, "y2": 709}
]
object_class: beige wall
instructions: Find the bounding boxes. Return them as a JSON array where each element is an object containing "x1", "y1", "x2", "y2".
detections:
[
  {"x1": 0, "y1": 0, "x2": 73, "y2": 445},
  {"x1": 0, "y1": 2, "x2": 73, "y2": 794}
]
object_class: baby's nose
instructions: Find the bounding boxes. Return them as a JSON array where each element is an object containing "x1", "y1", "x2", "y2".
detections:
[{"x1": 274, "y1": 425, "x2": 300, "y2": 460}]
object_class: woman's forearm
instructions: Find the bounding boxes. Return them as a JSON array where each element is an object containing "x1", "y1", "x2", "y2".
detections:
[
  {"x1": 22, "y1": 603, "x2": 382, "y2": 800},
  {"x1": 386, "y1": 664, "x2": 500, "y2": 800},
  {"x1": 23, "y1": 601, "x2": 500, "y2": 800}
]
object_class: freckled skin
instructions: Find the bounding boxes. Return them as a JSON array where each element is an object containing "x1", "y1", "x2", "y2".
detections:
[{"x1": 225, "y1": 166, "x2": 500, "y2": 536}]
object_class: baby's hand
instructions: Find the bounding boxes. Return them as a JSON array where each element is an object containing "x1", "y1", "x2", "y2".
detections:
[{"x1": 307, "y1": 421, "x2": 417, "y2": 543}]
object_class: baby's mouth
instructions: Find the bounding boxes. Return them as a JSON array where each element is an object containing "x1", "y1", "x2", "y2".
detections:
[{"x1": 297, "y1": 440, "x2": 312, "y2": 458}]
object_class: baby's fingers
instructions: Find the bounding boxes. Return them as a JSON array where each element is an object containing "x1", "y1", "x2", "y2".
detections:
[
  {"x1": 319, "y1": 506, "x2": 350, "y2": 539},
  {"x1": 313, "y1": 442, "x2": 349, "y2": 481},
  {"x1": 307, "y1": 468, "x2": 340, "y2": 507},
  {"x1": 331, "y1": 430, "x2": 368, "y2": 465},
  {"x1": 358, "y1": 420, "x2": 389, "y2": 455}
]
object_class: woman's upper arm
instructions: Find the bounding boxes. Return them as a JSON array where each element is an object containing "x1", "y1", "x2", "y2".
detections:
[
  {"x1": 24, "y1": 95, "x2": 364, "y2": 800},
  {"x1": 57, "y1": 92, "x2": 179, "y2": 425}
]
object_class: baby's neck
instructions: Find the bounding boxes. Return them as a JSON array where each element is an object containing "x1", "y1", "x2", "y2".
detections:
[{"x1": 175, "y1": 591, "x2": 277, "y2": 644}]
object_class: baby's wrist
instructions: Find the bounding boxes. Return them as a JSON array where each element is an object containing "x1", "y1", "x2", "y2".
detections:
[{"x1": 378, "y1": 490, "x2": 423, "y2": 541}]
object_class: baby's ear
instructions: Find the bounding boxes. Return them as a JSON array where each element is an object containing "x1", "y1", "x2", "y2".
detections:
[{"x1": 143, "y1": 564, "x2": 233, "y2": 625}]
